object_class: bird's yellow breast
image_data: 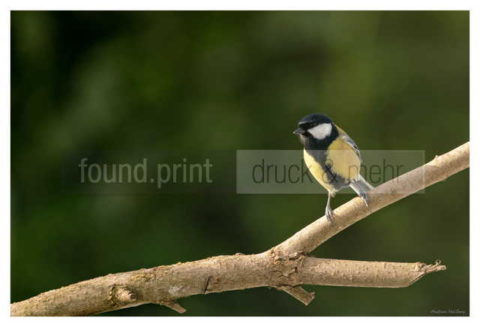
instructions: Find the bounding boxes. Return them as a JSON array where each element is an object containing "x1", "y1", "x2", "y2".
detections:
[
  {"x1": 303, "y1": 138, "x2": 361, "y2": 193},
  {"x1": 303, "y1": 149, "x2": 336, "y2": 193},
  {"x1": 326, "y1": 138, "x2": 361, "y2": 180}
]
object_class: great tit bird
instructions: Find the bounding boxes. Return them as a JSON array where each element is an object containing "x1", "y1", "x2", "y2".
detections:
[{"x1": 293, "y1": 113, "x2": 373, "y2": 222}]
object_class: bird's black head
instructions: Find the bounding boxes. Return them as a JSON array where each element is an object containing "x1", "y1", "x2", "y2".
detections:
[{"x1": 293, "y1": 113, "x2": 334, "y2": 140}]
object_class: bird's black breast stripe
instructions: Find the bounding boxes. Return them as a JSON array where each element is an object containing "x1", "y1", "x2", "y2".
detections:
[{"x1": 303, "y1": 130, "x2": 350, "y2": 191}]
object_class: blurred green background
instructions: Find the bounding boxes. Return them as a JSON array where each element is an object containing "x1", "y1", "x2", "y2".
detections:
[{"x1": 11, "y1": 11, "x2": 469, "y2": 316}]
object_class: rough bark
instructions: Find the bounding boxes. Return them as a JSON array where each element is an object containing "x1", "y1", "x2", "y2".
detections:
[{"x1": 10, "y1": 255, "x2": 446, "y2": 316}]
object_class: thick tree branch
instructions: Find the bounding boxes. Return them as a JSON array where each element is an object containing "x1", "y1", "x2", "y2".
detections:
[
  {"x1": 11, "y1": 256, "x2": 445, "y2": 316},
  {"x1": 11, "y1": 142, "x2": 469, "y2": 316}
]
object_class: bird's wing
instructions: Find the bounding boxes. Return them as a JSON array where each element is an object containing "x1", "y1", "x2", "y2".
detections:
[{"x1": 326, "y1": 124, "x2": 362, "y2": 181}]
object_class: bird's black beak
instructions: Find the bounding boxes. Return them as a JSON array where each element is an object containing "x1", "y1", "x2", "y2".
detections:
[{"x1": 293, "y1": 127, "x2": 304, "y2": 135}]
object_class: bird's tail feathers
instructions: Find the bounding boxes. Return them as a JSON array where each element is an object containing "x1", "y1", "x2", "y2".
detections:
[{"x1": 350, "y1": 175, "x2": 374, "y2": 197}]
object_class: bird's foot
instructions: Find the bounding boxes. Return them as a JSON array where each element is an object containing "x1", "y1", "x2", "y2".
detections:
[
  {"x1": 325, "y1": 207, "x2": 335, "y2": 223},
  {"x1": 360, "y1": 192, "x2": 369, "y2": 207}
]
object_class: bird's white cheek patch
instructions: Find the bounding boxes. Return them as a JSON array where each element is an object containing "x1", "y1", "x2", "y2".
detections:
[{"x1": 308, "y1": 123, "x2": 332, "y2": 140}]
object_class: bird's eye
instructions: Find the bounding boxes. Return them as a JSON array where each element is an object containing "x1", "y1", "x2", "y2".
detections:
[{"x1": 299, "y1": 122, "x2": 314, "y2": 129}]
